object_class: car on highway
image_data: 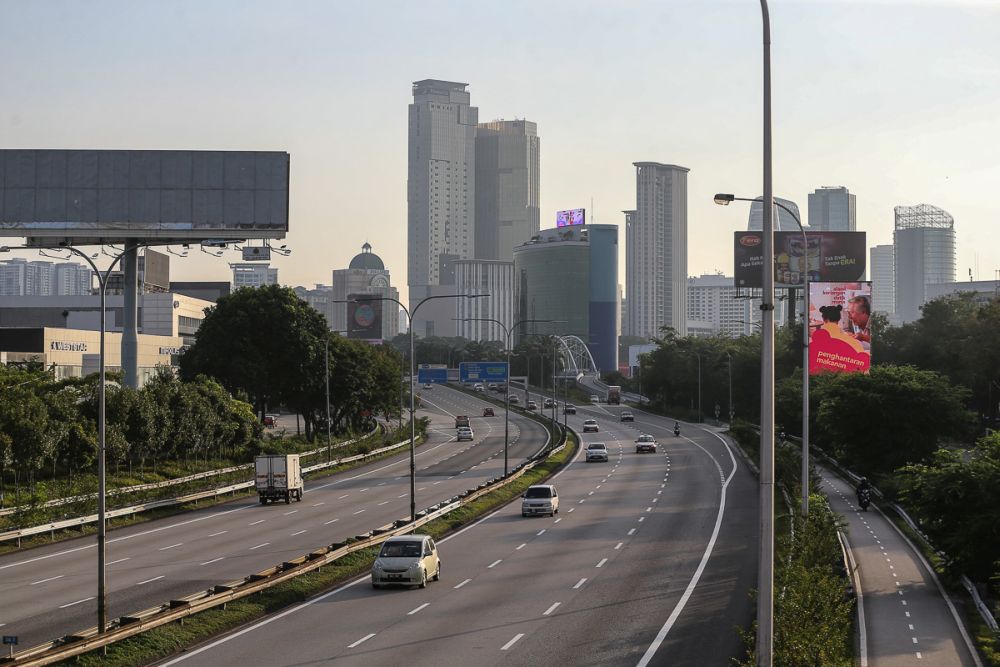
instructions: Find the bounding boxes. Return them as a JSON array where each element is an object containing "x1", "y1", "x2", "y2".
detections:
[
  {"x1": 474, "y1": 383, "x2": 485, "y2": 392},
  {"x1": 487, "y1": 382, "x2": 498, "y2": 392},
  {"x1": 262, "y1": 414, "x2": 276, "y2": 428},
  {"x1": 526, "y1": 400, "x2": 538, "y2": 410},
  {"x1": 635, "y1": 434, "x2": 658, "y2": 453},
  {"x1": 521, "y1": 484, "x2": 559, "y2": 517},
  {"x1": 456, "y1": 426, "x2": 474, "y2": 441},
  {"x1": 620, "y1": 411, "x2": 635, "y2": 422},
  {"x1": 585, "y1": 442, "x2": 609, "y2": 462},
  {"x1": 482, "y1": 407, "x2": 495, "y2": 417},
  {"x1": 508, "y1": 394, "x2": 520, "y2": 404},
  {"x1": 423, "y1": 382, "x2": 433, "y2": 390},
  {"x1": 371, "y1": 534, "x2": 441, "y2": 589},
  {"x1": 582, "y1": 419, "x2": 599, "y2": 433},
  {"x1": 455, "y1": 415, "x2": 470, "y2": 428},
  {"x1": 543, "y1": 398, "x2": 554, "y2": 408},
  {"x1": 590, "y1": 394, "x2": 601, "y2": 404},
  {"x1": 563, "y1": 403, "x2": 577, "y2": 415}
]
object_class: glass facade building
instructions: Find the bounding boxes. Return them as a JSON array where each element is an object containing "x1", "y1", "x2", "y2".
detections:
[
  {"x1": 893, "y1": 204, "x2": 956, "y2": 324},
  {"x1": 513, "y1": 224, "x2": 618, "y2": 373}
]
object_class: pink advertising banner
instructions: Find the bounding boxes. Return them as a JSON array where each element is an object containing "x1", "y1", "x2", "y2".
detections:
[{"x1": 808, "y1": 281, "x2": 872, "y2": 375}]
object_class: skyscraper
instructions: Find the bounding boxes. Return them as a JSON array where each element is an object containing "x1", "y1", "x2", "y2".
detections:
[
  {"x1": 627, "y1": 162, "x2": 688, "y2": 338},
  {"x1": 894, "y1": 204, "x2": 956, "y2": 324},
  {"x1": 454, "y1": 259, "x2": 514, "y2": 343},
  {"x1": 869, "y1": 244, "x2": 895, "y2": 319},
  {"x1": 407, "y1": 79, "x2": 478, "y2": 337},
  {"x1": 808, "y1": 186, "x2": 856, "y2": 231},
  {"x1": 747, "y1": 197, "x2": 803, "y2": 232},
  {"x1": 475, "y1": 120, "x2": 540, "y2": 261}
]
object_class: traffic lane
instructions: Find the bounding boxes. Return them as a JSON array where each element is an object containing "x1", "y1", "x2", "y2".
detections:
[
  {"x1": 0, "y1": 413, "x2": 547, "y2": 645},
  {"x1": 164, "y1": 420, "x2": 734, "y2": 666},
  {"x1": 819, "y1": 466, "x2": 980, "y2": 667}
]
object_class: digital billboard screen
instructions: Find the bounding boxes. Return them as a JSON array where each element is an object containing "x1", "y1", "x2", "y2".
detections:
[
  {"x1": 734, "y1": 231, "x2": 866, "y2": 288},
  {"x1": 556, "y1": 208, "x2": 585, "y2": 227},
  {"x1": 808, "y1": 281, "x2": 872, "y2": 375},
  {"x1": 0, "y1": 150, "x2": 289, "y2": 244},
  {"x1": 347, "y1": 294, "x2": 383, "y2": 341}
]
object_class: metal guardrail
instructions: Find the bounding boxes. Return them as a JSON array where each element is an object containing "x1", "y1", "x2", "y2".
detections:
[
  {"x1": 0, "y1": 424, "x2": 574, "y2": 666},
  {"x1": 0, "y1": 425, "x2": 380, "y2": 518},
  {"x1": 0, "y1": 432, "x2": 410, "y2": 547}
]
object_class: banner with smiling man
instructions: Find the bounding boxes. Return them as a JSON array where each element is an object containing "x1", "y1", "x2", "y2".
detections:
[{"x1": 808, "y1": 281, "x2": 872, "y2": 375}]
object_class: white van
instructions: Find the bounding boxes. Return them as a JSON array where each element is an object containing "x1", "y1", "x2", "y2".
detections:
[{"x1": 521, "y1": 484, "x2": 559, "y2": 517}]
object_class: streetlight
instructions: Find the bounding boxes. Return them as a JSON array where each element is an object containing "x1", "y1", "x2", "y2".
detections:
[
  {"x1": 457, "y1": 317, "x2": 556, "y2": 476},
  {"x1": 344, "y1": 293, "x2": 488, "y2": 522},
  {"x1": 716, "y1": 4, "x2": 777, "y2": 663},
  {"x1": 727, "y1": 351, "x2": 735, "y2": 424},
  {"x1": 714, "y1": 192, "x2": 809, "y2": 518}
]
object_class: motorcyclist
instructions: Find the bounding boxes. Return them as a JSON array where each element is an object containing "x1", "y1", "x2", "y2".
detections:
[
  {"x1": 673, "y1": 421, "x2": 680, "y2": 436},
  {"x1": 856, "y1": 477, "x2": 872, "y2": 510}
]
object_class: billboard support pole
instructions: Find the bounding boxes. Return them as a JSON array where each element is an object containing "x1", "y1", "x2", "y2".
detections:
[{"x1": 121, "y1": 242, "x2": 139, "y2": 389}]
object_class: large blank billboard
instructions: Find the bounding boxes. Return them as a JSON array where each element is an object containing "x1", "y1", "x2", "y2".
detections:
[
  {"x1": 0, "y1": 150, "x2": 288, "y2": 244},
  {"x1": 734, "y1": 231, "x2": 866, "y2": 288}
]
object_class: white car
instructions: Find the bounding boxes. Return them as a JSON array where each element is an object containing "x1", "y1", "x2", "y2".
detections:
[
  {"x1": 582, "y1": 419, "x2": 599, "y2": 433},
  {"x1": 456, "y1": 426, "x2": 474, "y2": 441},
  {"x1": 371, "y1": 534, "x2": 441, "y2": 589},
  {"x1": 586, "y1": 442, "x2": 609, "y2": 462},
  {"x1": 590, "y1": 394, "x2": 600, "y2": 404},
  {"x1": 474, "y1": 384, "x2": 485, "y2": 392},
  {"x1": 521, "y1": 484, "x2": 559, "y2": 517},
  {"x1": 635, "y1": 434, "x2": 658, "y2": 453}
]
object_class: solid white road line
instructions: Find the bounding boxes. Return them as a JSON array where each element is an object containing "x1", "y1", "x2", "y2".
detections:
[
  {"x1": 159, "y1": 543, "x2": 183, "y2": 551},
  {"x1": 454, "y1": 578, "x2": 472, "y2": 589},
  {"x1": 543, "y1": 602, "x2": 561, "y2": 616},
  {"x1": 107, "y1": 557, "x2": 130, "y2": 566},
  {"x1": 408, "y1": 603, "x2": 430, "y2": 615},
  {"x1": 30, "y1": 575, "x2": 65, "y2": 585},
  {"x1": 501, "y1": 634, "x2": 524, "y2": 650},
  {"x1": 249, "y1": 542, "x2": 270, "y2": 550},
  {"x1": 573, "y1": 578, "x2": 587, "y2": 589},
  {"x1": 59, "y1": 596, "x2": 94, "y2": 609},
  {"x1": 136, "y1": 575, "x2": 165, "y2": 585},
  {"x1": 348, "y1": 633, "x2": 376, "y2": 648},
  {"x1": 200, "y1": 557, "x2": 225, "y2": 566}
]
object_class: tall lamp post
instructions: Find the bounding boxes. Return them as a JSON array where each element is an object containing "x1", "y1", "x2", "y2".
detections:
[
  {"x1": 344, "y1": 294, "x2": 487, "y2": 522},
  {"x1": 457, "y1": 317, "x2": 554, "y2": 476},
  {"x1": 713, "y1": 193, "x2": 809, "y2": 517}
]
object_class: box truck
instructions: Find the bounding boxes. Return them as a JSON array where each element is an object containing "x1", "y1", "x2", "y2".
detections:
[
  {"x1": 606, "y1": 386, "x2": 622, "y2": 405},
  {"x1": 255, "y1": 454, "x2": 304, "y2": 504}
]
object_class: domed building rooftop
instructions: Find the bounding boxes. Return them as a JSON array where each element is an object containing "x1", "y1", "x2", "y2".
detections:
[{"x1": 349, "y1": 242, "x2": 385, "y2": 271}]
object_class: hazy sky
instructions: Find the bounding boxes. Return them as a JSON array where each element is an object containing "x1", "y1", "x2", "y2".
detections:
[{"x1": 2, "y1": 0, "x2": 998, "y2": 301}]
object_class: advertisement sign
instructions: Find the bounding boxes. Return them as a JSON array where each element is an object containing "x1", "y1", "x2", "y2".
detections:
[
  {"x1": 808, "y1": 281, "x2": 872, "y2": 375},
  {"x1": 417, "y1": 367, "x2": 448, "y2": 384},
  {"x1": 0, "y1": 150, "x2": 289, "y2": 244},
  {"x1": 459, "y1": 361, "x2": 509, "y2": 383},
  {"x1": 734, "y1": 231, "x2": 866, "y2": 288},
  {"x1": 556, "y1": 208, "x2": 586, "y2": 227},
  {"x1": 347, "y1": 294, "x2": 382, "y2": 340}
]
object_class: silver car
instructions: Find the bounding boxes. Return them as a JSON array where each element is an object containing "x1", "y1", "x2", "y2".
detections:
[
  {"x1": 521, "y1": 484, "x2": 559, "y2": 517},
  {"x1": 586, "y1": 442, "x2": 609, "y2": 462},
  {"x1": 371, "y1": 535, "x2": 441, "y2": 589},
  {"x1": 456, "y1": 426, "x2": 474, "y2": 441}
]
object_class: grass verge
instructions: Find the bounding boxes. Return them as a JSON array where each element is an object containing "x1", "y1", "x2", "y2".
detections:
[{"x1": 66, "y1": 429, "x2": 578, "y2": 667}]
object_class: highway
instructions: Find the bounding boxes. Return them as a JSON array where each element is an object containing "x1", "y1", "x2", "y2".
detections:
[
  {"x1": 158, "y1": 401, "x2": 759, "y2": 666},
  {"x1": 0, "y1": 385, "x2": 548, "y2": 648},
  {"x1": 819, "y1": 466, "x2": 982, "y2": 667}
]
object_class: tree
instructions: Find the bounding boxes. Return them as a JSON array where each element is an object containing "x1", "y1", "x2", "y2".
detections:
[
  {"x1": 810, "y1": 365, "x2": 974, "y2": 479},
  {"x1": 179, "y1": 285, "x2": 330, "y2": 418}
]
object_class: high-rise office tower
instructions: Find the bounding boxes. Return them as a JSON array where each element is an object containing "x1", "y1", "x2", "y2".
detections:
[
  {"x1": 747, "y1": 197, "x2": 803, "y2": 232},
  {"x1": 808, "y1": 186, "x2": 856, "y2": 231},
  {"x1": 894, "y1": 204, "x2": 956, "y2": 324},
  {"x1": 627, "y1": 163, "x2": 689, "y2": 338},
  {"x1": 407, "y1": 79, "x2": 478, "y2": 337},
  {"x1": 475, "y1": 120, "x2": 540, "y2": 261},
  {"x1": 869, "y1": 244, "x2": 895, "y2": 319},
  {"x1": 454, "y1": 259, "x2": 514, "y2": 343}
]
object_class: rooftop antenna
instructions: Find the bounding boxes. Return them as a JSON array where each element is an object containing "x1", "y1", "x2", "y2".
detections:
[{"x1": 590, "y1": 196, "x2": 595, "y2": 224}]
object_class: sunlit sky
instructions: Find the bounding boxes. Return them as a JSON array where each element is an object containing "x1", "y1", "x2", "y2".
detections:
[{"x1": 2, "y1": 0, "x2": 998, "y2": 302}]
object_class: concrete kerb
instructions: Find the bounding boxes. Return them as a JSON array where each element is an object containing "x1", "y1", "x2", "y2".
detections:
[{"x1": 1, "y1": 423, "x2": 575, "y2": 667}]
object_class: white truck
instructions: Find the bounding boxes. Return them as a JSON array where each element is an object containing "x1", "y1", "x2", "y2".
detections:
[{"x1": 254, "y1": 454, "x2": 304, "y2": 504}]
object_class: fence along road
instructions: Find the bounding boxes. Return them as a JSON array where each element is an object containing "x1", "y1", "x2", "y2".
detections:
[{"x1": 0, "y1": 385, "x2": 548, "y2": 649}]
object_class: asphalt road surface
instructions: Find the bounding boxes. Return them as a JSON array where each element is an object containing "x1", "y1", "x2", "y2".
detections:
[
  {"x1": 819, "y1": 466, "x2": 982, "y2": 667},
  {"x1": 0, "y1": 385, "x2": 547, "y2": 648},
  {"x1": 158, "y1": 402, "x2": 759, "y2": 667}
]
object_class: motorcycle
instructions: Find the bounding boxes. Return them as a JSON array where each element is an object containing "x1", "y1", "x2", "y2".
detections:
[
  {"x1": 857, "y1": 488, "x2": 871, "y2": 511},
  {"x1": 673, "y1": 426, "x2": 680, "y2": 437}
]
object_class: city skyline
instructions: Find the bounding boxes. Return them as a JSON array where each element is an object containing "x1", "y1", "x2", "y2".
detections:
[{"x1": 1, "y1": 1, "x2": 997, "y2": 303}]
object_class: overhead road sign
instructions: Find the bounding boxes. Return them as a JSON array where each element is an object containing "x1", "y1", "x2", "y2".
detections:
[
  {"x1": 417, "y1": 367, "x2": 448, "y2": 384},
  {"x1": 459, "y1": 362, "x2": 509, "y2": 383}
]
